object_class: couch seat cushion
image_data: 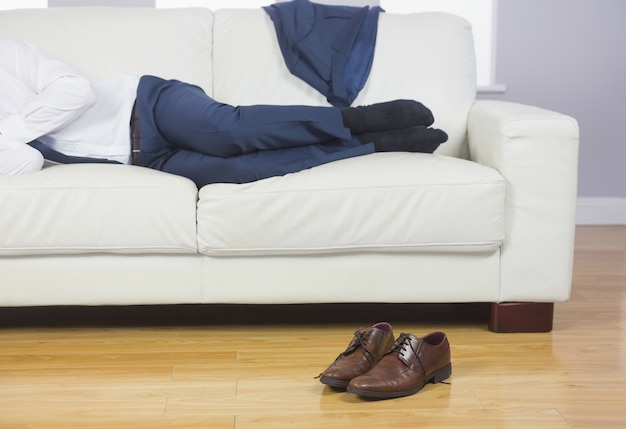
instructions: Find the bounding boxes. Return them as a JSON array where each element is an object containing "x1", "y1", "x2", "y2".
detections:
[
  {"x1": 0, "y1": 164, "x2": 198, "y2": 255},
  {"x1": 197, "y1": 153, "x2": 505, "y2": 256}
]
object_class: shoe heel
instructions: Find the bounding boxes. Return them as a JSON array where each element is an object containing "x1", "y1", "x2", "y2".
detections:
[{"x1": 428, "y1": 363, "x2": 452, "y2": 384}]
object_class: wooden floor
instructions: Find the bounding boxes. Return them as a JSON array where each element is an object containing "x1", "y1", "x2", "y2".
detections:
[{"x1": 0, "y1": 225, "x2": 624, "y2": 428}]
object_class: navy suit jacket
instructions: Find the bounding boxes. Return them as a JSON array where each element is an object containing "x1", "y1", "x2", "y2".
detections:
[{"x1": 264, "y1": 0, "x2": 382, "y2": 107}]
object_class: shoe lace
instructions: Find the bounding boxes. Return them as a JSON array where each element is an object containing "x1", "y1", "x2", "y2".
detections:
[
  {"x1": 339, "y1": 329, "x2": 376, "y2": 365},
  {"x1": 390, "y1": 333, "x2": 422, "y2": 371},
  {"x1": 314, "y1": 330, "x2": 373, "y2": 380},
  {"x1": 391, "y1": 333, "x2": 412, "y2": 354}
]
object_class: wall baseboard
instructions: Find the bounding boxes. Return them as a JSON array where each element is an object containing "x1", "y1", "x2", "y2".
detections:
[{"x1": 576, "y1": 197, "x2": 626, "y2": 225}]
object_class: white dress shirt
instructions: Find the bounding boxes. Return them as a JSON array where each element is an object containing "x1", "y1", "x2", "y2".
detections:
[{"x1": 0, "y1": 37, "x2": 139, "y2": 175}]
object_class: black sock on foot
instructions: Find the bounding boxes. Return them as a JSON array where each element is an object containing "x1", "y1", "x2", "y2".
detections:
[
  {"x1": 341, "y1": 100, "x2": 434, "y2": 135},
  {"x1": 358, "y1": 126, "x2": 448, "y2": 153}
]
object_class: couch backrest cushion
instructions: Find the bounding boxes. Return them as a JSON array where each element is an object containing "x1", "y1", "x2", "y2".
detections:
[
  {"x1": 213, "y1": 9, "x2": 477, "y2": 158},
  {"x1": 0, "y1": 7, "x2": 214, "y2": 92}
]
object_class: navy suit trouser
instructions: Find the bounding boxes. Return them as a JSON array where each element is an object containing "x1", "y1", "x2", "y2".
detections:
[{"x1": 135, "y1": 75, "x2": 374, "y2": 187}]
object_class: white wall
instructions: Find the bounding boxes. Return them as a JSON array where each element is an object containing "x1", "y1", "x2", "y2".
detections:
[{"x1": 479, "y1": 0, "x2": 626, "y2": 224}]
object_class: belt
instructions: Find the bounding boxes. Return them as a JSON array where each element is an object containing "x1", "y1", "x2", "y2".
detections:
[{"x1": 130, "y1": 101, "x2": 141, "y2": 165}]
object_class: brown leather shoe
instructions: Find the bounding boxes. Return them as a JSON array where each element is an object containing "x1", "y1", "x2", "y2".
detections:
[
  {"x1": 347, "y1": 331, "x2": 451, "y2": 399},
  {"x1": 318, "y1": 322, "x2": 395, "y2": 389}
]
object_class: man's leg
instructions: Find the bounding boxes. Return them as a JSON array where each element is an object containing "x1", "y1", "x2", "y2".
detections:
[
  {"x1": 134, "y1": 76, "x2": 445, "y2": 186},
  {"x1": 142, "y1": 76, "x2": 354, "y2": 158},
  {"x1": 158, "y1": 138, "x2": 374, "y2": 187}
]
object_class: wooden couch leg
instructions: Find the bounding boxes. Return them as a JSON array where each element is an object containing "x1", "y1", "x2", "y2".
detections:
[{"x1": 488, "y1": 302, "x2": 554, "y2": 333}]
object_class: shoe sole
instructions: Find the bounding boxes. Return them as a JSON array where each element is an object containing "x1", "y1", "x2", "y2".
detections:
[
  {"x1": 319, "y1": 376, "x2": 349, "y2": 389},
  {"x1": 347, "y1": 363, "x2": 452, "y2": 399}
]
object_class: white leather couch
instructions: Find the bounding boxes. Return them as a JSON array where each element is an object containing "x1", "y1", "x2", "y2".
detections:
[{"x1": 0, "y1": 7, "x2": 579, "y2": 332}]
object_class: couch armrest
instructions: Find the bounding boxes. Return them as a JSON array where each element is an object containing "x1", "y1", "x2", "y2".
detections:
[{"x1": 468, "y1": 100, "x2": 579, "y2": 302}]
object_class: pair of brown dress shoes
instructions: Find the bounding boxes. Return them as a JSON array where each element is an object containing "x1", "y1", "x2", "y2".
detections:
[{"x1": 318, "y1": 322, "x2": 451, "y2": 399}]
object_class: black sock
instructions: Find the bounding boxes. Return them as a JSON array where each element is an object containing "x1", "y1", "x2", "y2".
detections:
[
  {"x1": 358, "y1": 126, "x2": 448, "y2": 153},
  {"x1": 341, "y1": 100, "x2": 434, "y2": 135}
]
